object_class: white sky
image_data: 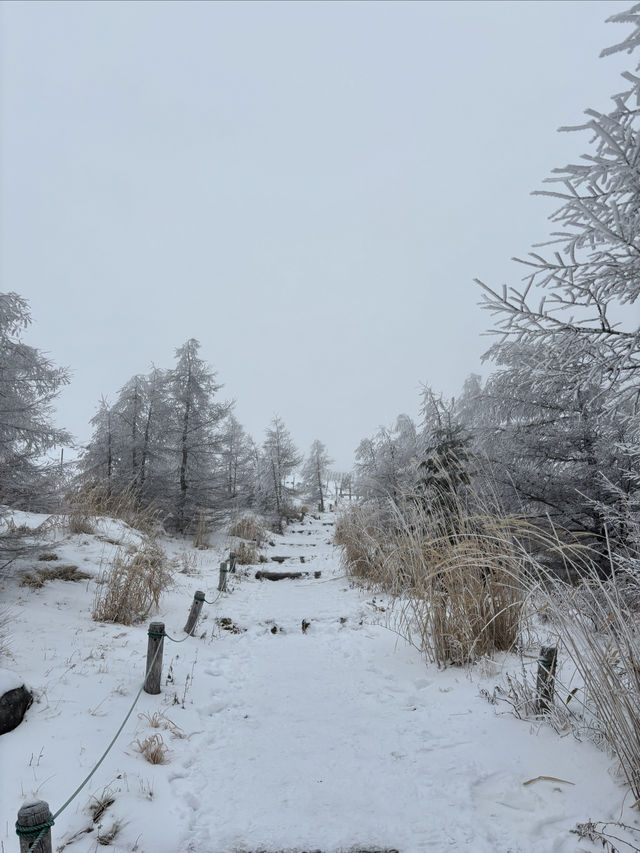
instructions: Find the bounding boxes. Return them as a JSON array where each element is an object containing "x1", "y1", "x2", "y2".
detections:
[{"x1": 0, "y1": 0, "x2": 635, "y2": 470}]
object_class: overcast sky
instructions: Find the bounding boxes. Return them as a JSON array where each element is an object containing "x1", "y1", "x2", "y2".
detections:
[{"x1": 1, "y1": 0, "x2": 635, "y2": 470}]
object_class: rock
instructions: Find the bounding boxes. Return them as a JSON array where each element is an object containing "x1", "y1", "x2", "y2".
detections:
[{"x1": 0, "y1": 683, "x2": 33, "y2": 735}]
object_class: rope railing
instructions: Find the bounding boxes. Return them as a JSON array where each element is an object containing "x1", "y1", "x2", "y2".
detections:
[{"x1": 16, "y1": 555, "x2": 234, "y2": 853}]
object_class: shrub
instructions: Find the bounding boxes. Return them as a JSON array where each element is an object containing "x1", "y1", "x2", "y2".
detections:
[{"x1": 92, "y1": 539, "x2": 172, "y2": 625}]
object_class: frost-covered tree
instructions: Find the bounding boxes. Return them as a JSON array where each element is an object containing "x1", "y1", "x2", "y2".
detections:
[
  {"x1": 79, "y1": 369, "x2": 174, "y2": 505},
  {"x1": 79, "y1": 341, "x2": 231, "y2": 531},
  {"x1": 81, "y1": 397, "x2": 116, "y2": 488},
  {"x1": 476, "y1": 5, "x2": 640, "y2": 399},
  {"x1": 166, "y1": 339, "x2": 230, "y2": 532},
  {"x1": 474, "y1": 7, "x2": 640, "y2": 564},
  {"x1": 470, "y1": 340, "x2": 638, "y2": 564},
  {"x1": 354, "y1": 415, "x2": 418, "y2": 502},
  {"x1": 0, "y1": 293, "x2": 70, "y2": 509},
  {"x1": 301, "y1": 440, "x2": 334, "y2": 511},
  {"x1": 219, "y1": 414, "x2": 256, "y2": 505},
  {"x1": 259, "y1": 416, "x2": 301, "y2": 516},
  {"x1": 415, "y1": 387, "x2": 472, "y2": 524}
]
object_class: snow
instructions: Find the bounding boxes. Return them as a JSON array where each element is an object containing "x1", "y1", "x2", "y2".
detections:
[
  {"x1": 0, "y1": 667, "x2": 24, "y2": 694},
  {"x1": 1, "y1": 509, "x2": 638, "y2": 852}
]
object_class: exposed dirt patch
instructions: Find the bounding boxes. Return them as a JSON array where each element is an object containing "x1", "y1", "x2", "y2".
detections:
[{"x1": 216, "y1": 617, "x2": 246, "y2": 634}]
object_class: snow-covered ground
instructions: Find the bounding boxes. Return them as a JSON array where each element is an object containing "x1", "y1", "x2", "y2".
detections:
[{"x1": 0, "y1": 509, "x2": 638, "y2": 852}]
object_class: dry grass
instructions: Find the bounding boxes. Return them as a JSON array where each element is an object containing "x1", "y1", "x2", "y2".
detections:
[
  {"x1": 21, "y1": 564, "x2": 91, "y2": 589},
  {"x1": 96, "y1": 820, "x2": 125, "y2": 846},
  {"x1": 172, "y1": 551, "x2": 198, "y2": 575},
  {"x1": 37, "y1": 552, "x2": 59, "y2": 561},
  {"x1": 235, "y1": 540, "x2": 258, "y2": 565},
  {"x1": 135, "y1": 733, "x2": 170, "y2": 764},
  {"x1": 193, "y1": 510, "x2": 210, "y2": 550},
  {"x1": 92, "y1": 539, "x2": 172, "y2": 625},
  {"x1": 336, "y1": 494, "x2": 640, "y2": 803},
  {"x1": 487, "y1": 555, "x2": 640, "y2": 803},
  {"x1": 531, "y1": 562, "x2": 640, "y2": 801},
  {"x1": 0, "y1": 605, "x2": 12, "y2": 659},
  {"x1": 138, "y1": 710, "x2": 185, "y2": 738},
  {"x1": 335, "y1": 499, "x2": 525, "y2": 666},
  {"x1": 228, "y1": 513, "x2": 266, "y2": 544},
  {"x1": 89, "y1": 788, "x2": 116, "y2": 823},
  {"x1": 65, "y1": 482, "x2": 164, "y2": 535},
  {"x1": 67, "y1": 513, "x2": 95, "y2": 535}
]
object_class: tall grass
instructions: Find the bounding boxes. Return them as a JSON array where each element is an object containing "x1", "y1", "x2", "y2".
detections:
[
  {"x1": 336, "y1": 494, "x2": 640, "y2": 802},
  {"x1": 92, "y1": 539, "x2": 172, "y2": 625},
  {"x1": 65, "y1": 482, "x2": 164, "y2": 535},
  {"x1": 530, "y1": 562, "x2": 640, "y2": 801},
  {"x1": 335, "y1": 498, "x2": 525, "y2": 666},
  {"x1": 228, "y1": 513, "x2": 266, "y2": 545}
]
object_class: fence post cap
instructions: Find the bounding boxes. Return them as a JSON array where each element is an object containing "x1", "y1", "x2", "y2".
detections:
[
  {"x1": 148, "y1": 621, "x2": 165, "y2": 637},
  {"x1": 16, "y1": 799, "x2": 54, "y2": 837},
  {"x1": 194, "y1": 590, "x2": 205, "y2": 601},
  {"x1": 538, "y1": 645, "x2": 557, "y2": 662}
]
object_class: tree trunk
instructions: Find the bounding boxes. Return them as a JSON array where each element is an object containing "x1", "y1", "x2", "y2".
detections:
[{"x1": 179, "y1": 399, "x2": 191, "y2": 533}]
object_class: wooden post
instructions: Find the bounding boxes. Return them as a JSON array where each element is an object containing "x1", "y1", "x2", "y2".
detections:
[
  {"x1": 229, "y1": 551, "x2": 237, "y2": 573},
  {"x1": 144, "y1": 622, "x2": 164, "y2": 695},
  {"x1": 536, "y1": 645, "x2": 557, "y2": 714},
  {"x1": 16, "y1": 800, "x2": 53, "y2": 853},
  {"x1": 218, "y1": 561, "x2": 228, "y2": 593},
  {"x1": 183, "y1": 591, "x2": 205, "y2": 635}
]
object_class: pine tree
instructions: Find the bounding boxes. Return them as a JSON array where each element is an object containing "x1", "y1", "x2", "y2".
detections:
[
  {"x1": 166, "y1": 339, "x2": 230, "y2": 533},
  {"x1": 0, "y1": 292, "x2": 70, "y2": 510},
  {"x1": 260, "y1": 416, "x2": 301, "y2": 518},
  {"x1": 301, "y1": 440, "x2": 334, "y2": 511}
]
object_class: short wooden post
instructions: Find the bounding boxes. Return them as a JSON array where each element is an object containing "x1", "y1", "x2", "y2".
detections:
[
  {"x1": 16, "y1": 799, "x2": 53, "y2": 853},
  {"x1": 536, "y1": 645, "x2": 557, "y2": 714},
  {"x1": 218, "y1": 561, "x2": 228, "y2": 593},
  {"x1": 229, "y1": 551, "x2": 237, "y2": 573},
  {"x1": 144, "y1": 621, "x2": 165, "y2": 695},
  {"x1": 183, "y1": 590, "x2": 205, "y2": 635}
]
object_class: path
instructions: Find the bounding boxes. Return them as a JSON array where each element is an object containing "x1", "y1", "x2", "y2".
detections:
[{"x1": 158, "y1": 512, "x2": 618, "y2": 853}]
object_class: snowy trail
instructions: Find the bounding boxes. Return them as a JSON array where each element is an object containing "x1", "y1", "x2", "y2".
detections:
[
  {"x1": 159, "y1": 514, "x2": 622, "y2": 853},
  {"x1": 1, "y1": 510, "x2": 631, "y2": 853}
]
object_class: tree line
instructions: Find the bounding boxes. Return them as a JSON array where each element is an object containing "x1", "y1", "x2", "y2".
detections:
[{"x1": 0, "y1": 310, "x2": 336, "y2": 535}]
